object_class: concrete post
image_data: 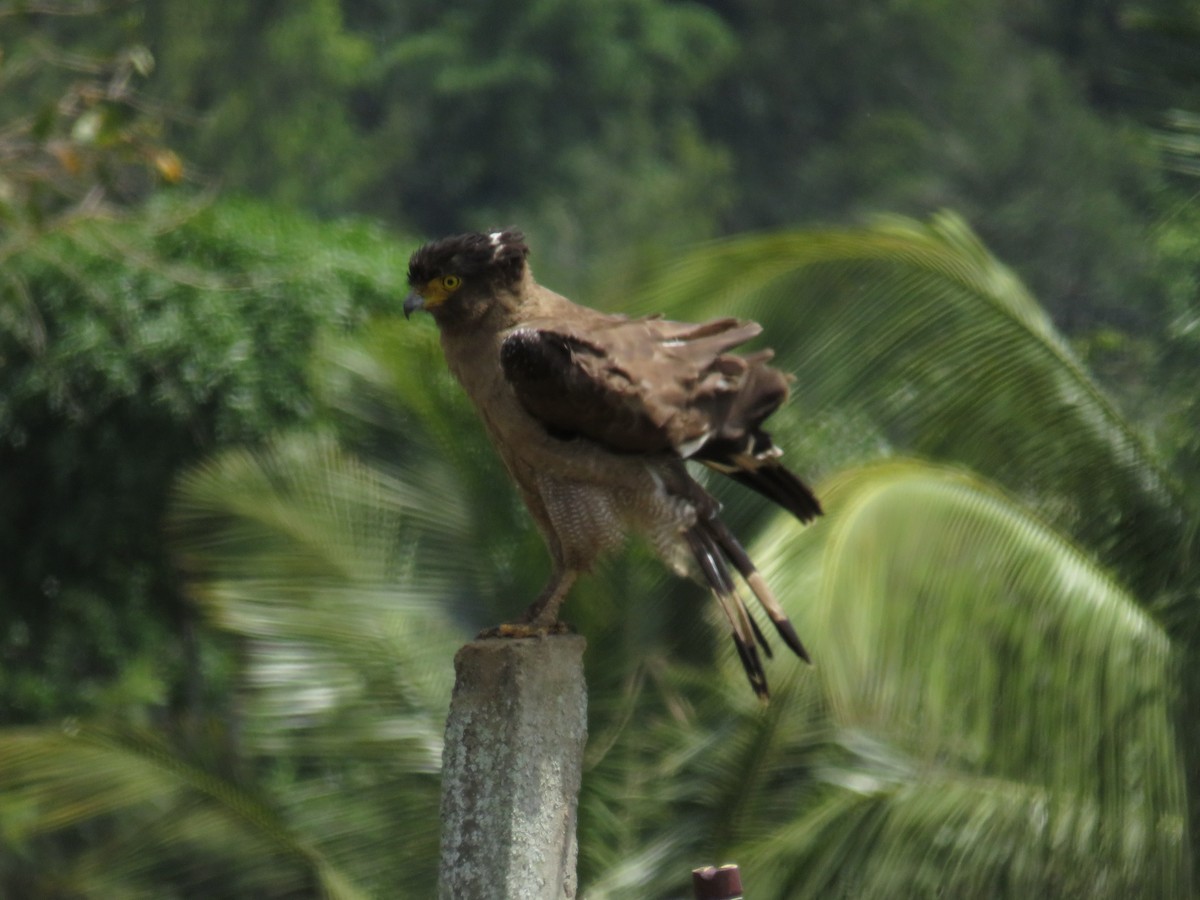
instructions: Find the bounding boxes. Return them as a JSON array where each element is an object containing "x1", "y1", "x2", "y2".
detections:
[{"x1": 438, "y1": 635, "x2": 588, "y2": 900}]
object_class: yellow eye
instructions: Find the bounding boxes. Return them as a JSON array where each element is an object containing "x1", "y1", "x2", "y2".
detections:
[{"x1": 441, "y1": 274, "x2": 462, "y2": 291}]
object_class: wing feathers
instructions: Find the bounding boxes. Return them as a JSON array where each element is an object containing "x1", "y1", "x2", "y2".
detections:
[
  {"x1": 503, "y1": 308, "x2": 821, "y2": 498},
  {"x1": 719, "y1": 464, "x2": 824, "y2": 524}
]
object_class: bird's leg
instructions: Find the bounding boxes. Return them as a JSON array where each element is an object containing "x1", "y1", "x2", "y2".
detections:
[
  {"x1": 521, "y1": 568, "x2": 579, "y2": 628},
  {"x1": 476, "y1": 568, "x2": 579, "y2": 639}
]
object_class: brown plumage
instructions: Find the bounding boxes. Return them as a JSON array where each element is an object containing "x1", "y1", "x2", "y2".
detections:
[{"x1": 404, "y1": 230, "x2": 822, "y2": 697}]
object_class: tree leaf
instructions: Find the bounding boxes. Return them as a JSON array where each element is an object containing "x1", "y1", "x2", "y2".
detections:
[{"x1": 737, "y1": 460, "x2": 1189, "y2": 897}]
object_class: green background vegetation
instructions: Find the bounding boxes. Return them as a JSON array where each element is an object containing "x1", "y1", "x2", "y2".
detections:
[{"x1": 1, "y1": 0, "x2": 1199, "y2": 895}]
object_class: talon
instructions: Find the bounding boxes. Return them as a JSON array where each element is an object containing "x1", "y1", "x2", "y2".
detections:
[{"x1": 476, "y1": 621, "x2": 574, "y2": 640}]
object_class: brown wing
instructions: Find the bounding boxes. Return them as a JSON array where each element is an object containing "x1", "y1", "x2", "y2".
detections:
[
  {"x1": 500, "y1": 313, "x2": 822, "y2": 522},
  {"x1": 500, "y1": 315, "x2": 769, "y2": 453}
]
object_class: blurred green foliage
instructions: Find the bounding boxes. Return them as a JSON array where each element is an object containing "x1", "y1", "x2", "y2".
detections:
[
  {"x1": 0, "y1": 196, "x2": 410, "y2": 721},
  {"x1": 15, "y1": 0, "x2": 1198, "y2": 309}
]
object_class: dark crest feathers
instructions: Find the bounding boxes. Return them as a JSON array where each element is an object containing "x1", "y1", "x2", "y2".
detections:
[{"x1": 407, "y1": 230, "x2": 528, "y2": 291}]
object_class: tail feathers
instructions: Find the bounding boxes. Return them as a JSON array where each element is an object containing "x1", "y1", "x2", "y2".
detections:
[
  {"x1": 746, "y1": 572, "x2": 810, "y2": 663},
  {"x1": 730, "y1": 631, "x2": 769, "y2": 699},
  {"x1": 683, "y1": 527, "x2": 771, "y2": 699},
  {"x1": 684, "y1": 517, "x2": 814, "y2": 699},
  {"x1": 725, "y1": 463, "x2": 822, "y2": 524},
  {"x1": 704, "y1": 517, "x2": 812, "y2": 665},
  {"x1": 746, "y1": 611, "x2": 773, "y2": 660}
]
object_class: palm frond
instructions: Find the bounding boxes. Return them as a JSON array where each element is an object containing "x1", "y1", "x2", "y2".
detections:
[
  {"x1": 173, "y1": 432, "x2": 471, "y2": 584},
  {"x1": 166, "y1": 435, "x2": 470, "y2": 891},
  {"x1": 171, "y1": 434, "x2": 467, "y2": 740},
  {"x1": 0, "y1": 724, "x2": 370, "y2": 899},
  {"x1": 732, "y1": 460, "x2": 1189, "y2": 897},
  {"x1": 637, "y1": 214, "x2": 1186, "y2": 604}
]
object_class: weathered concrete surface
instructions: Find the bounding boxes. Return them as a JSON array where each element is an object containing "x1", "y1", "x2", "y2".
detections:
[{"x1": 438, "y1": 635, "x2": 588, "y2": 900}]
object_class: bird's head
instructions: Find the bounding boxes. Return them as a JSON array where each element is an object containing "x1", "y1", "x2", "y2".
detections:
[{"x1": 404, "y1": 230, "x2": 529, "y2": 327}]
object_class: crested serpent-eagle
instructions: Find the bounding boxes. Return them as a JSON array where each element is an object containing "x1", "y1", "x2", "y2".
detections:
[{"x1": 404, "y1": 230, "x2": 821, "y2": 698}]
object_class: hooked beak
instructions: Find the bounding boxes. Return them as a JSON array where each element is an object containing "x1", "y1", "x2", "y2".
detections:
[{"x1": 403, "y1": 292, "x2": 425, "y2": 319}]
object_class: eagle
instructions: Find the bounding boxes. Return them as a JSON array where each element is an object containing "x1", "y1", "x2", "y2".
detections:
[{"x1": 404, "y1": 230, "x2": 821, "y2": 697}]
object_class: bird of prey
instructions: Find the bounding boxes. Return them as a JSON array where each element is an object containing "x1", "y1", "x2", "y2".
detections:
[{"x1": 404, "y1": 230, "x2": 821, "y2": 697}]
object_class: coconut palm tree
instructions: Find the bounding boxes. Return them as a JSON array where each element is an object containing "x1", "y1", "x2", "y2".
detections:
[{"x1": 0, "y1": 213, "x2": 1191, "y2": 898}]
